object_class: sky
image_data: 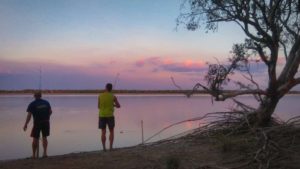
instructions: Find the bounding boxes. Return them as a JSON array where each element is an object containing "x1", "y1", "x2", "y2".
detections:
[{"x1": 0, "y1": 0, "x2": 281, "y2": 90}]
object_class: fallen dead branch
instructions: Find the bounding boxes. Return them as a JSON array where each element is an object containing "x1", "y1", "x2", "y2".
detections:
[{"x1": 144, "y1": 111, "x2": 300, "y2": 169}]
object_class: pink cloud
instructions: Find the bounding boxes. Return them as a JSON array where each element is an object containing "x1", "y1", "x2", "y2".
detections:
[
  {"x1": 183, "y1": 60, "x2": 205, "y2": 68},
  {"x1": 147, "y1": 57, "x2": 161, "y2": 64},
  {"x1": 135, "y1": 57, "x2": 161, "y2": 67},
  {"x1": 135, "y1": 60, "x2": 145, "y2": 67},
  {"x1": 134, "y1": 57, "x2": 207, "y2": 73},
  {"x1": 162, "y1": 58, "x2": 173, "y2": 65}
]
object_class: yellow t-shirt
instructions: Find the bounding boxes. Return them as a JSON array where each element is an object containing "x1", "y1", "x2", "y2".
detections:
[{"x1": 98, "y1": 92, "x2": 114, "y2": 117}]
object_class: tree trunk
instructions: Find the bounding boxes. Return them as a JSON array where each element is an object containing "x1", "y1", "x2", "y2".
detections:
[{"x1": 255, "y1": 96, "x2": 280, "y2": 126}]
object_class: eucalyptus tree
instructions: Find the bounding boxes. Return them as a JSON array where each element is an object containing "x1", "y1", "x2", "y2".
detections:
[{"x1": 178, "y1": 0, "x2": 300, "y2": 126}]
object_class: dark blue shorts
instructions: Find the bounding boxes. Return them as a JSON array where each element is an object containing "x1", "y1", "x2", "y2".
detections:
[
  {"x1": 99, "y1": 117, "x2": 115, "y2": 130},
  {"x1": 31, "y1": 121, "x2": 50, "y2": 138}
]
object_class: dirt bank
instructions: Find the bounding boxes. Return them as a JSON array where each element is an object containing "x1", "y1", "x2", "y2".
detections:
[{"x1": 1, "y1": 129, "x2": 299, "y2": 169}]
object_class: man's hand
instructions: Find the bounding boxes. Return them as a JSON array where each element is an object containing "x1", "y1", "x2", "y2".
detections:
[
  {"x1": 23, "y1": 112, "x2": 32, "y2": 131},
  {"x1": 23, "y1": 124, "x2": 27, "y2": 131}
]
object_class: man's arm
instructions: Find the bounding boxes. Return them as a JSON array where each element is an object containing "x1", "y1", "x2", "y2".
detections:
[
  {"x1": 23, "y1": 112, "x2": 32, "y2": 131},
  {"x1": 114, "y1": 96, "x2": 121, "y2": 108},
  {"x1": 48, "y1": 102, "x2": 52, "y2": 116},
  {"x1": 98, "y1": 96, "x2": 101, "y2": 109}
]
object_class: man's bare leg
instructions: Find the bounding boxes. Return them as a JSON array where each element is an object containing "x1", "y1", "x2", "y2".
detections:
[
  {"x1": 109, "y1": 128, "x2": 114, "y2": 151},
  {"x1": 42, "y1": 137, "x2": 48, "y2": 157},
  {"x1": 101, "y1": 129, "x2": 107, "y2": 151},
  {"x1": 32, "y1": 138, "x2": 38, "y2": 159}
]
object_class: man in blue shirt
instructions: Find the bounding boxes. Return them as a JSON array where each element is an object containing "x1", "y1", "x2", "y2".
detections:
[{"x1": 23, "y1": 91, "x2": 52, "y2": 158}]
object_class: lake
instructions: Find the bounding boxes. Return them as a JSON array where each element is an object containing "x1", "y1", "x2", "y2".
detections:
[{"x1": 0, "y1": 94, "x2": 299, "y2": 160}]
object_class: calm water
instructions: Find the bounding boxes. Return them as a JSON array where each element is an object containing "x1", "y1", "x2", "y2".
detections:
[{"x1": 0, "y1": 94, "x2": 299, "y2": 160}]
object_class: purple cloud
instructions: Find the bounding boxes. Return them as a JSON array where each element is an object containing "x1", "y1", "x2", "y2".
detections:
[
  {"x1": 135, "y1": 57, "x2": 207, "y2": 73},
  {"x1": 135, "y1": 57, "x2": 160, "y2": 67},
  {"x1": 160, "y1": 63, "x2": 207, "y2": 73}
]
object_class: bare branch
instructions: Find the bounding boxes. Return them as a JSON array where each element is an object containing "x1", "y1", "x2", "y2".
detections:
[
  {"x1": 190, "y1": 83, "x2": 215, "y2": 96},
  {"x1": 232, "y1": 98, "x2": 256, "y2": 112},
  {"x1": 190, "y1": 82, "x2": 267, "y2": 101},
  {"x1": 278, "y1": 37, "x2": 300, "y2": 84},
  {"x1": 234, "y1": 20, "x2": 267, "y2": 43},
  {"x1": 241, "y1": 70, "x2": 264, "y2": 103},
  {"x1": 218, "y1": 90, "x2": 268, "y2": 101},
  {"x1": 170, "y1": 77, "x2": 182, "y2": 90},
  {"x1": 252, "y1": 0, "x2": 269, "y2": 26},
  {"x1": 254, "y1": 43, "x2": 270, "y2": 65},
  {"x1": 279, "y1": 40, "x2": 289, "y2": 60},
  {"x1": 278, "y1": 77, "x2": 300, "y2": 98}
]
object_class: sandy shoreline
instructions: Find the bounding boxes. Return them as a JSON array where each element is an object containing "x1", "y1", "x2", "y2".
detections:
[
  {"x1": 0, "y1": 134, "x2": 228, "y2": 169},
  {"x1": 1, "y1": 130, "x2": 300, "y2": 169}
]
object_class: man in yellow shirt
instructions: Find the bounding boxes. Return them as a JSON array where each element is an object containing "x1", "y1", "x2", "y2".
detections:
[{"x1": 98, "y1": 83, "x2": 121, "y2": 151}]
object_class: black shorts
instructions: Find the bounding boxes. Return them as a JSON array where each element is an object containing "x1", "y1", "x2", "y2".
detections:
[
  {"x1": 99, "y1": 117, "x2": 115, "y2": 130},
  {"x1": 31, "y1": 121, "x2": 50, "y2": 139}
]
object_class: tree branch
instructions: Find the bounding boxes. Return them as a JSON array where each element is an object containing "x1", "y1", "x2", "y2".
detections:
[
  {"x1": 278, "y1": 77, "x2": 300, "y2": 98},
  {"x1": 278, "y1": 36, "x2": 300, "y2": 84},
  {"x1": 239, "y1": 15, "x2": 273, "y2": 45},
  {"x1": 217, "y1": 89, "x2": 268, "y2": 101},
  {"x1": 235, "y1": 20, "x2": 268, "y2": 43},
  {"x1": 190, "y1": 83, "x2": 267, "y2": 101},
  {"x1": 212, "y1": 1, "x2": 271, "y2": 44},
  {"x1": 279, "y1": 40, "x2": 289, "y2": 60},
  {"x1": 253, "y1": 0, "x2": 269, "y2": 26},
  {"x1": 254, "y1": 43, "x2": 270, "y2": 65},
  {"x1": 241, "y1": 64, "x2": 264, "y2": 102},
  {"x1": 279, "y1": 1, "x2": 298, "y2": 39},
  {"x1": 170, "y1": 77, "x2": 182, "y2": 90}
]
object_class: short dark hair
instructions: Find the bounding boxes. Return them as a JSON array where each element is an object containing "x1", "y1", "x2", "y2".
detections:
[
  {"x1": 106, "y1": 83, "x2": 113, "y2": 91},
  {"x1": 34, "y1": 91, "x2": 42, "y2": 99}
]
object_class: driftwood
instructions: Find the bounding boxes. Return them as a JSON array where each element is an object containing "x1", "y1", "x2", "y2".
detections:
[{"x1": 144, "y1": 109, "x2": 300, "y2": 169}]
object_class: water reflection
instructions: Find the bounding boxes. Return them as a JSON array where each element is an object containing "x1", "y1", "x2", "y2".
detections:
[{"x1": 0, "y1": 94, "x2": 298, "y2": 160}]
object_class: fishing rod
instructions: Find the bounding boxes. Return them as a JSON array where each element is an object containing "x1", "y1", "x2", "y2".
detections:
[
  {"x1": 38, "y1": 66, "x2": 42, "y2": 91},
  {"x1": 113, "y1": 73, "x2": 120, "y2": 88},
  {"x1": 37, "y1": 66, "x2": 42, "y2": 158}
]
